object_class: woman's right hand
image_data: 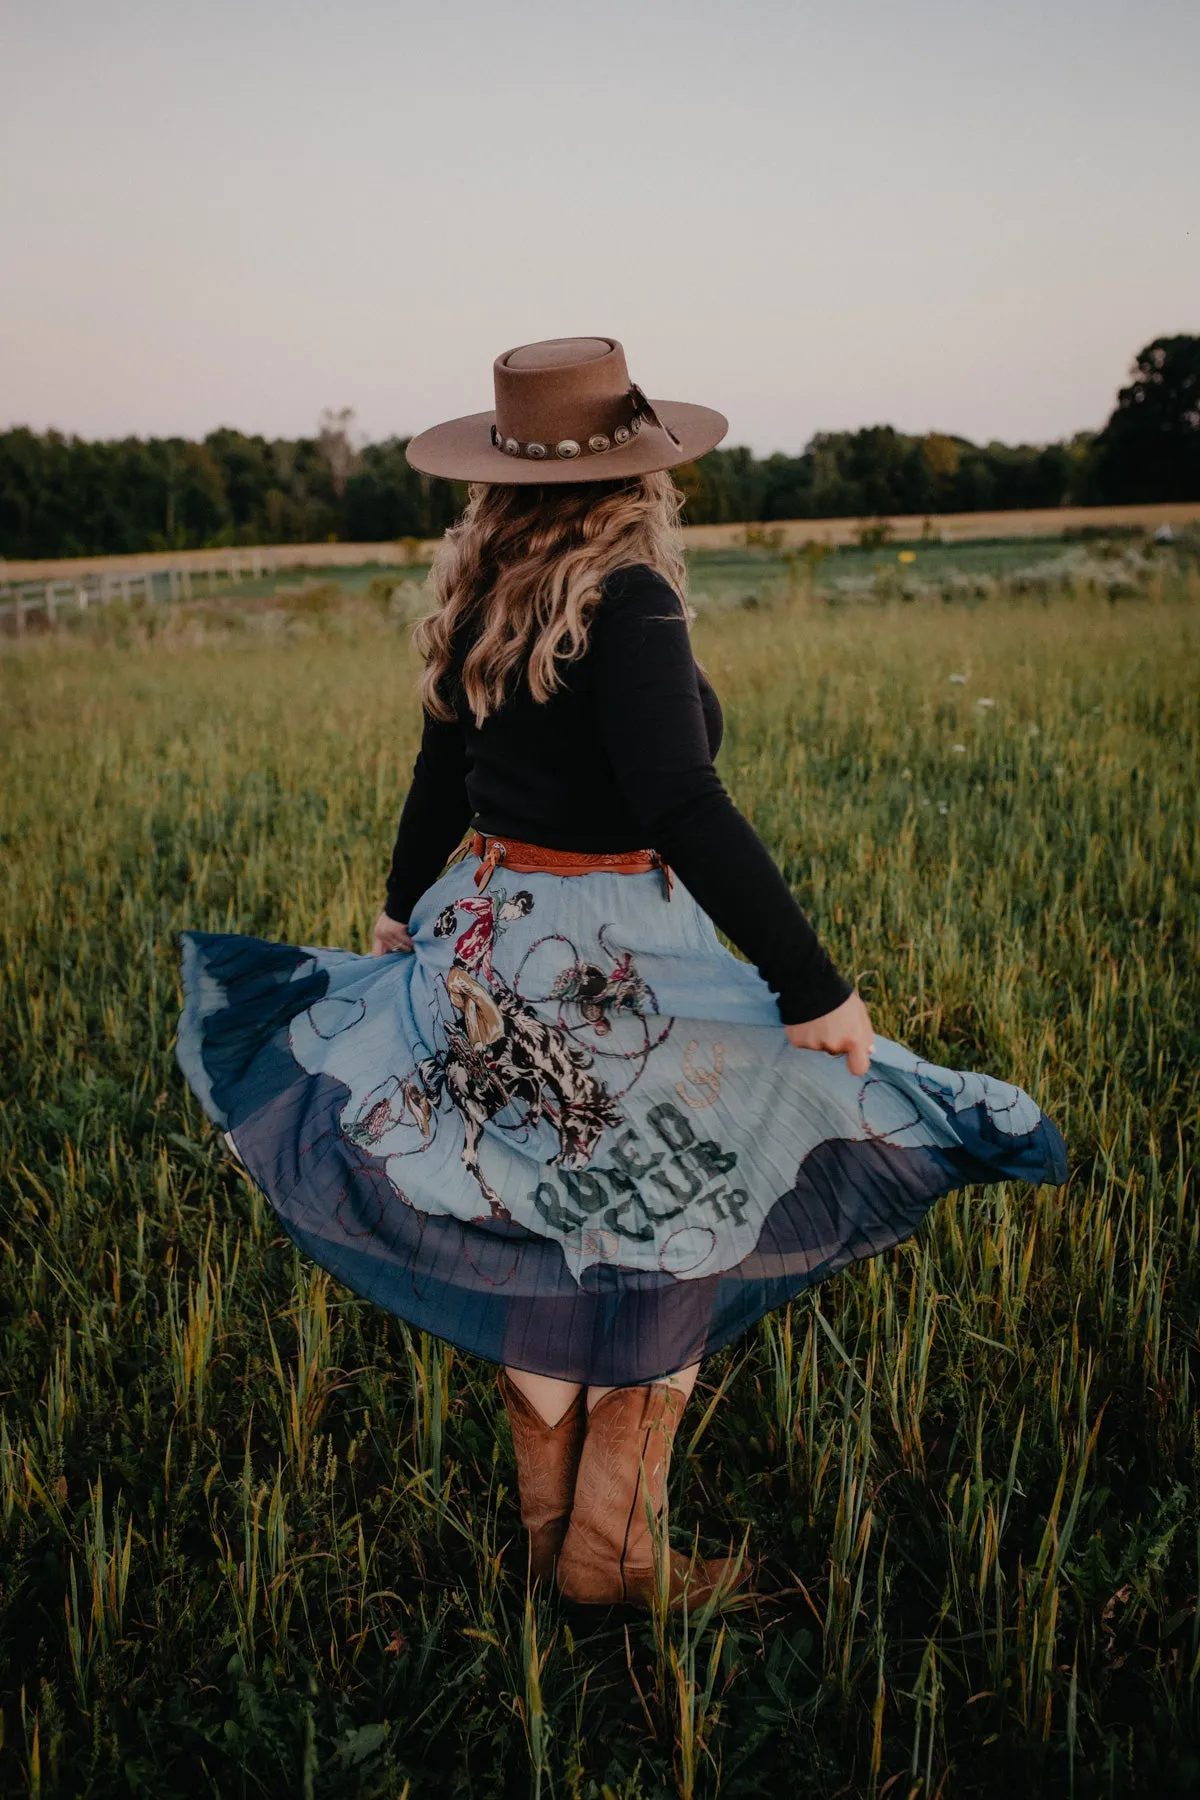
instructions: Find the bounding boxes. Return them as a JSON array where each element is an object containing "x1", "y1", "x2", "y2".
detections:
[
  {"x1": 372, "y1": 910, "x2": 415, "y2": 956},
  {"x1": 785, "y1": 992, "x2": 875, "y2": 1077}
]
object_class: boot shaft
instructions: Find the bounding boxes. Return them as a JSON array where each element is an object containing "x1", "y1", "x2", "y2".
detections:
[
  {"x1": 497, "y1": 1370, "x2": 586, "y2": 1581},
  {"x1": 559, "y1": 1383, "x2": 687, "y2": 1578}
]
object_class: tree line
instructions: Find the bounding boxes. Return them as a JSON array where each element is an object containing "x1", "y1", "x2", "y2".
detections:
[{"x1": 1, "y1": 337, "x2": 1196, "y2": 560}]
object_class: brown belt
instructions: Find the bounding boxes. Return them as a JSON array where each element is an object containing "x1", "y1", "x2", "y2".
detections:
[{"x1": 460, "y1": 830, "x2": 672, "y2": 898}]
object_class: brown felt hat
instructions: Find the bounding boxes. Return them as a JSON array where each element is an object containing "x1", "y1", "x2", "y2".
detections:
[{"x1": 405, "y1": 337, "x2": 728, "y2": 483}]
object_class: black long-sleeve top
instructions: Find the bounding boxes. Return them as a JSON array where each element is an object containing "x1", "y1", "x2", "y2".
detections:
[{"x1": 384, "y1": 563, "x2": 851, "y2": 1025}]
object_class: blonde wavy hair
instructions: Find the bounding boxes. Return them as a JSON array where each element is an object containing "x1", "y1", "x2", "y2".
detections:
[{"x1": 414, "y1": 470, "x2": 688, "y2": 725}]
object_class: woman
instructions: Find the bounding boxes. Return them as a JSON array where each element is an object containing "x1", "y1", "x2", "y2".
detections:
[{"x1": 177, "y1": 337, "x2": 1067, "y2": 1609}]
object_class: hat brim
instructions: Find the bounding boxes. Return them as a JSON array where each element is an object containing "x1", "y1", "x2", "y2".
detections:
[{"x1": 405, "y1": 400, "x2": 728, "y2": 483}]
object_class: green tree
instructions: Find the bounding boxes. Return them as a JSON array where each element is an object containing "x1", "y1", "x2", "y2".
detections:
[{"x1": 1092, "y1": 335, "x2": 1200, "y2": 503}]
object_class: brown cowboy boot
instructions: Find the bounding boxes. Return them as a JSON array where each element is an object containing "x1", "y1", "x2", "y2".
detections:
[
  {"x1": 497, "y1": 1371, "x2": 587, "y2": 1583},
  {"x1": 556, "y1": 1384, "x2": 748, "y2": 1608}
]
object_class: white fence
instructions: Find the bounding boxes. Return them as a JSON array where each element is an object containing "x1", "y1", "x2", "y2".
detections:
[{"x1": 0, "y1": 549, "x2": 282, "y2": 632}]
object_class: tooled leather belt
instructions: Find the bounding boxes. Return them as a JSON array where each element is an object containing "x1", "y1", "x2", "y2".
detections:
[{"x1": 458, "y1": 831, "x2": 673, "y2": 898}]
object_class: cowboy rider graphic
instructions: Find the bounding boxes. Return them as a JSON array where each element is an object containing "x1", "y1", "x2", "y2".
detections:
[{"x1": 434, "y1": 887, "x2": 534, "y2": 984}]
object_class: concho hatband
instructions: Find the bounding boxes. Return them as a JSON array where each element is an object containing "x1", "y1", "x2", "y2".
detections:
[
  {"x1": 489, "y1": 382, "x2": 679, "y2": 461},
  {"x1": 490, "y1": 416, "x2": 643, "y2": 461}
]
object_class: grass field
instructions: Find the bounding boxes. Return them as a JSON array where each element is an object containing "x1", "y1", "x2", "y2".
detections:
[{"x1": 1, "y1": 561, "x2": 1199, "y2": 1796}]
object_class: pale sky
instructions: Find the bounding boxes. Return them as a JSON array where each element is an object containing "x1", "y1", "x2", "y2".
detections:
[{"x1": 2, "y1": 0, "x2": 1196, "y2": 455}]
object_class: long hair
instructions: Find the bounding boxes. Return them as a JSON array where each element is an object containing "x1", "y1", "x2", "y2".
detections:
[{"x1": 414, "y1": 470, "x2": 688, "y2": 725}]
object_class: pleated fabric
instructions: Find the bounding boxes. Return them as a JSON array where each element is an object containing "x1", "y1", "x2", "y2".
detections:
[{"x1": 177, "y1": 855, "x2": 1067, "y2": 1384}]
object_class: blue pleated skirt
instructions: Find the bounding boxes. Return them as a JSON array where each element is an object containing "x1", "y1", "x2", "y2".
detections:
[{"x1": 176, "y1": 853, "x2": 1067, "y2": 1384}]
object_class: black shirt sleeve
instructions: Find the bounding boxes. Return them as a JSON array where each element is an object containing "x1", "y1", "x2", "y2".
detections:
[
  {"x1": 590, "y1": 566, "x2": 852, "y2": 1025},
  {"x1": 384, "y1": 711, "x2": 473, "y2": 922}
]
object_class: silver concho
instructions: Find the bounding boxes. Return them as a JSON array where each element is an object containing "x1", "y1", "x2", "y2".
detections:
[
  {"x1": 555, "y1": 439, "x2": 581, "y2": 459},
  {"x1": 588, "y1": 434, "x2": 611, "y2": 453},
  {"x1": 613, "y1": 425, "x2": 631, "y2": 446},
  {"x1": 504, "y1": 437, "x2": 521, "y2": 456},
  {"x1": 525, "y1": 442, "x2": 547, "y2": 459},
  {"x1": 630, "y1": 415, "x2": 642, "y2": 435}
]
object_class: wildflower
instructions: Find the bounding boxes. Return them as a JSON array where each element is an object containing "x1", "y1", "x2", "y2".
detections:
[
  {"x1": 976, "y1": 697, "x2": 995, "y2": 709},
  {"x1": 901, "y1": 767, "x2": 912, "y2": 779},
  {"x1": 937, "y1": 802, "x2": 949, "y2": 814},
  {"x1": 949, "y1": 673, "x2": 967, "y2": 684},
  {"x1": 952, "y1": 744, "x2": 966, "y2": 754},
  {"x1": 898, "y1": 550, "x2": 917, "y2": 564}
]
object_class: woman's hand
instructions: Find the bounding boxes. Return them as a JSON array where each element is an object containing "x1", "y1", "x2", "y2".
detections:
[
  {"x1": 785, "y1": 992, "x2": 875, "y2": 1077},
  {"x1": 372, "y1": 910, "x2": 415, "y2": 957}
]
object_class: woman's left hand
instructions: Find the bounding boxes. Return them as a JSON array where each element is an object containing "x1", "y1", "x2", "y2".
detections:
[
  {"x1": 784, "y1": 991, "x2": 875, "y2": 1076},
  {"x1": 372, "y1": 911, "x2": 414, "y2": 956}
]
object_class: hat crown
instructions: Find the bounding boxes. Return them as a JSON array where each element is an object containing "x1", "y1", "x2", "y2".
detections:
[
  {"x1": 503, "y1": 338, "x2": 612, "y2": 371},
  {"x1": 493, "y1": 337, "x2": 633, "y2": 450}
]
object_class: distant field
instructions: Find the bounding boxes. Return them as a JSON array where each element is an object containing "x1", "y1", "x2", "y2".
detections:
[
  {"x1": 4, "y1": 499, "x2": 1200, "y2": 585},
  {"x1": 7, "y1": 529, "x2": 1197, "y2": 635},
  {"x1": 113, "y1": 540, "x2": 1073, "y2": 610},
  {"x1": 1, "y1": 560, "x2": 1198, "y2": 1794},
  {"x1": 682, "y1": 499, "x2": 1200, "y2": 552},
  {"x1": 687, "y1": 537, "x2": 1096, "y2": 609}
]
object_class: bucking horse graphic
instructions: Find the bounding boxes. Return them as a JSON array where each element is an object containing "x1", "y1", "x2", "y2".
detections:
[{"x1": 400, "y1": 965, "x2": 623, "y2": 1218}]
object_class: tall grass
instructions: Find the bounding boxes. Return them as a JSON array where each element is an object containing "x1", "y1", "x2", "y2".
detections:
[{"x1": 1, "y1": 578, "x2": 1197, "y2": 1795}]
